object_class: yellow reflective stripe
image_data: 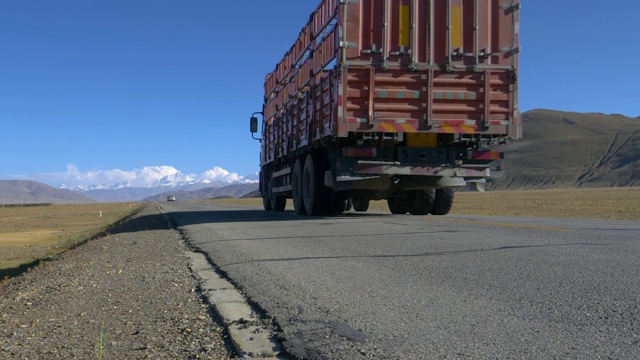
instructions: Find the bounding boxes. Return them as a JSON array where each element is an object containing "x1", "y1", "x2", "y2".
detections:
[
  {"x1": 401, "y1": 124, "x2": 416, "y2": 132},
  {"x1": 439, "y1": 125, "x2": 476, "y2": 134},
  {"x1": 380, "y1": 124, "x2": 396, "y2": 132},
  {"x1": 451, "y1": 6, "x2": 462, "y2": 49},
  {"x1": 379, "y1": 123, "x2": 417, "y2": 133},
  {"x1": 399, "y1": 5, "x2": 410, "y2": 47},
  {"x1": 460, "y1": 125, "x2": 475, "y2": 133}
]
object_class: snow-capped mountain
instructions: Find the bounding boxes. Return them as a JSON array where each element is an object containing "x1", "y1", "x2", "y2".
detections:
[
  {"x1": 243, "y1": 171, "x2": 260, "y2": 182},
  {"x1": 156, "y1": 172, "x2": 198, "y2": 187},
  {"x1": 56, "y1": 166, "x2": 258, "y2": 202},
  {"x1": 61, "y1": 181, "x2": 134, "y2": 192},
  {"x1": 60, "y1": 184, "x2": 101, "y2": 191},
  {"x1": 113, "y1": 181, "x2": 133, "y2": 190}
]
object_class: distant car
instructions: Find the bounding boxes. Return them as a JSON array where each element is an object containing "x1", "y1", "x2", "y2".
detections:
[{"x1": 167, "y1": 195, "x2": 176, "y2": 202}]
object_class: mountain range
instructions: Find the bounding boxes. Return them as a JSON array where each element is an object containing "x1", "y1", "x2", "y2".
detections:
[
  {"x1": 0, "y1": 168, "x2": 259, "y2": 204},
  {"x1": 142, "y1": 183, "x2": 259, "y2": 202},
  {"x1": 61, "y1": 170, "x2": 259, "y2": 202},
  {"x1": 0, "y1": 180, "x2": 95, "y2": 205}
]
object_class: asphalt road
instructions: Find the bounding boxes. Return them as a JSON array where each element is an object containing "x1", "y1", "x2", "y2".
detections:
[{"x1": 160, "y1": 202, "x2": 640, "y2": 359}]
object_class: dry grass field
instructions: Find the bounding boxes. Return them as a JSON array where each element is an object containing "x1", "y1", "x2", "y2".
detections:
[
  {"x1": 215, "y1": 187, "x2": 640, "y2": 221},
  {"x1": 449, "y1": 187, "x2": 640, "y2": 220},
  {"x1": 0, "y1": 203, "x2": 143, "y2": 272}
]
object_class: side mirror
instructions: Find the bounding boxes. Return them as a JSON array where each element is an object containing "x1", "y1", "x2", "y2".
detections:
[{"x1": 250, "y1": 116, "x2": 259, "y2": 134}]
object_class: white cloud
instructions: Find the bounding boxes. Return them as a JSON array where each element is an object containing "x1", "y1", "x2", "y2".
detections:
[
  {"x1": 202, "y1": 166, "x2": 245, "y2": 184},
  {"x1": 28, "y1": 164, "x2": 255, "y2": 190}
]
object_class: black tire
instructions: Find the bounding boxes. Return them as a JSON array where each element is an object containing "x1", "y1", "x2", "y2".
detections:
[
  {"x1": 387, "y1": 192, "x2": 412, "y2": 214},
  {"x1": 352, "y1": 198, "x2": 370, "y2": 212},
  {"x1": 268, "y1": 177, "x2": 286, "y2": 212},
  {"x1": 261, "y1": 170, "x2": 272, "y2": 211},
  {"x1": 303, "y1": 154, "x2": 328, "y2": 215},
  {"x1": 271, "y1": 196, "x2": 286, "y2": 212},
  {"x1": 263, "y1": 194, "x2": 272, "y2": 211},
  {"x1": 410, "y1": 189, "x2": 436, "y2": 215},
  {"x1": 292, "y1": 159, "x2": 306, "y2": 215},
  {"x1": 329, "y1": 191, "x2": 349, "y2": 215},
  {"x1": 431, "y1": 189, "x2": 455, "y2": 215}
]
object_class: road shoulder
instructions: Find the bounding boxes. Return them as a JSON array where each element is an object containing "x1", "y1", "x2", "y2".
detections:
[{"x1": 0, "y1": 204, "x2": 231, "y2": 358}]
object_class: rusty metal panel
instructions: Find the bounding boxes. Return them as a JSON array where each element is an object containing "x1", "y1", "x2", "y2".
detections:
[
  {"x1": 337, "y1": 0, "x2": 520, "y2": 137},
  {"x1": 341, "y1": 0, "x2": 520, "y2": 69}
]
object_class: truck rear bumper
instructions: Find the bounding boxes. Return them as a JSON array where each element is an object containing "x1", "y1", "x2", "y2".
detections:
[
  {"x1": 329, "y1": 163, "x2": 494, "y2": 192},
  {"x1": 328, "y1": 159, "x2": 501, "y2": 191},
  {"x1": 355, "y1": 161, "x2": 491, "y2": 178}
]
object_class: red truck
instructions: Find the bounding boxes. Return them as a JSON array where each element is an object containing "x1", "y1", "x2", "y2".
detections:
[{"x1": 251, "y1": 0, "x2": 521, "y2": 216}]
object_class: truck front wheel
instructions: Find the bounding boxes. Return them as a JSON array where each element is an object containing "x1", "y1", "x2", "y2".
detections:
[
  {"x1": 263, "y1": 195, "x2": 272, "y2": 211},
  {"x1": 261, "y1": 170, "x2": 272, "y2": 211},
  {"x1": 270, "y1": 194, "x2": 286, "y2": 212},
  {"x1": 268, "y1": 180, "x2": 285, "y2": 211}
]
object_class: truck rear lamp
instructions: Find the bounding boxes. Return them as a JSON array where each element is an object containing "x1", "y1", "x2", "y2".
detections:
[{"x1": 342, "y1": 147, "x2": 378, "y2": 158}]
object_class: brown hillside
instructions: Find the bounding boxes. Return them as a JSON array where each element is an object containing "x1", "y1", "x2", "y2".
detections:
[
  {"x1": 0, "y1": 180, "x2": 95, "y2": 205},
  {"x1": 491, "y1": 109, "x2": 640, "y2": 190}
]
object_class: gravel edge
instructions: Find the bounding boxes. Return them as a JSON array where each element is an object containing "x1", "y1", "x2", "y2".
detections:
[{"x1": 0, "y1": 204, "x2": 234, "y2": 359}]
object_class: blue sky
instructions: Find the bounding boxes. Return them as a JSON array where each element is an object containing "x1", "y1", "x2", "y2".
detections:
[{"x1": 1, "y1": 1, "x2": 638, "y2": 188}]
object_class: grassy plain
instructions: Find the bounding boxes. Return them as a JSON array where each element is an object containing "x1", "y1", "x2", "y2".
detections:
[
  {"x1": 0, "y1": 203, "x2": 143, "y2": 272},
  {"x1": 212, "y1": 187, "x2": 640, "y2": 221}
]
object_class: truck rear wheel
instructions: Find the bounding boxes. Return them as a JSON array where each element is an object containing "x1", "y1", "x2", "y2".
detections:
[
  {"x1": 329, "y1": 191, "x2": 349, "y2": 215},
  {"x1": 345, "y1": 198, "x2": 353, "y2": 211},
  {"x1": 303, "y1": 154, "x2": 328, "y2": 215},
  {"x1": 292, "y1": 159, "x2": 306, "y2": 215},
  {"x1": 352, "y1": 198, "x2": 370, "y2": 212},
  {"x1": 409, "y1": 190, "x2": 436, "y2": 215},
  {"x1": 430, "y1": 189, "x2": 455, "y2": 215},
  {"x1": 387, "y1": 192, "x2": 413, "y2": 214}
]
